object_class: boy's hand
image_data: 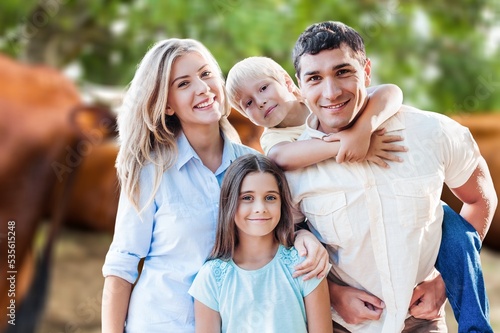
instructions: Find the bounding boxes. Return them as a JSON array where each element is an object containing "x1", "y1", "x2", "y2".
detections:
[
  {"x1": 323, "y1": 128, "x2": 371, "y2": 164},
  {"x1": 366, "y1": 129, "x2": 406, "y2": 168},
  {"x1": 293, "y1": 229, "x2": 330, "y2": 280}
]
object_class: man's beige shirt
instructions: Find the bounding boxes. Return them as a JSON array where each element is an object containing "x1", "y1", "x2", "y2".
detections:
[{"x1": 285, "y1": 106, "x2": 481, "y2": 332}]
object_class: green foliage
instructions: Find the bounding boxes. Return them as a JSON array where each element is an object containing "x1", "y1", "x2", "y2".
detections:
[{"x1": 1, "y1": 0, "x2": 499, "y2": 113}]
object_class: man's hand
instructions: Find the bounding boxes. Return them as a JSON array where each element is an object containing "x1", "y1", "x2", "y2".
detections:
[
  {"x1": 329, "y1": 281, "x2": 385, "y2": 324},
  {"x1": 293, "y1": 229, "x2": 330, "y2": 280},
  {"x1": 409, "y1": 273, "x2": 447, "y2": 319}
]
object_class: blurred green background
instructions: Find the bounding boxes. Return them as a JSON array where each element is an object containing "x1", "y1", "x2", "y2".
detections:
[{"x1": 1, "y1": 0, "x2": 500, "y2": 114}]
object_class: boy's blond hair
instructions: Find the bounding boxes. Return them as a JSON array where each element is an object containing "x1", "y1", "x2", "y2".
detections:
[{"x1": 226, "y1": 56, "x2": 302, "y2": 116}]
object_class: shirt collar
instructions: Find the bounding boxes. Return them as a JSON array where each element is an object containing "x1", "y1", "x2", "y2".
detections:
[
  {"x1": 175, "y1": 130, "x2": 237, "y2": 176},
  {"x1": 304, "y1": 113, "x2": 325, "y2": 139},
  {"x1": 216, "y1": 132, "x2": 238, "y2": 176},
  {"x1": 175, "y1": 131, "x2": 196, "y2": 170}
]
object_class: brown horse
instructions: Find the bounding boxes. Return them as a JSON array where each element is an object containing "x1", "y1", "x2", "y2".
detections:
[{"x1": 0, "y1": 54, "x2": 116, "y2": 333}]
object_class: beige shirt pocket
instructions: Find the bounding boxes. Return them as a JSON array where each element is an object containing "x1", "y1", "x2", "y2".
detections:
[
  {"x1": 392, "y1": 174, "x2": 442, "y2": 229},
  {"x1": 301, "y1": 192, "x2": 353, "y2": 245}
]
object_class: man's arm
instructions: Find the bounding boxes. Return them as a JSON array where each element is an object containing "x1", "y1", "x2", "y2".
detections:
[
  {"x1": 409, "y1": 157, "x2": 497, "y2": 319},
  {"x1": 408, "y1": 270, "x2": 447, "y2": 319},
  {"x1": 289, "y1": 198, "x2": 331, "y2": 280},
  {"x1": 327, "y1": 279, "x2": 385, "y2": 324},
  {"x1": 293, "y1": 229, "x2": 330, "y2": 280},
  {"x1": 449, "y1": 157, "x2": 497, "y2": 240}
]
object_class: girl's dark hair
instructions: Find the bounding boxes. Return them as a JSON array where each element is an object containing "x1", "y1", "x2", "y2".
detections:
[
  {"x1": 209, "y1": 154, "x2": 296, "y2": 260},
  {"x1": 292, "y1": 21, "x2": 367, "y2": 78}
]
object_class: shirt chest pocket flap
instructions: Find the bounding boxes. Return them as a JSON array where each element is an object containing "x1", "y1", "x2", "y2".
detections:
[
  {"x1": 392, "y1": 174, "x2": 442, "y2": 228},
  {"x1": 301, "y1": 192, "x2": 352, "y2": 245}
]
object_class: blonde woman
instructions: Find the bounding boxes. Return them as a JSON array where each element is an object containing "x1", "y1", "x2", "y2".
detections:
[{"x1": 101, "y1": 38, "x2": 329, "y2": 333}]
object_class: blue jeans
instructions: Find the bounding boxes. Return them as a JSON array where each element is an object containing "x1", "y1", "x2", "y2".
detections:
[{"x1": 436, "y1": 204, "x2": 492, "y2": 333}]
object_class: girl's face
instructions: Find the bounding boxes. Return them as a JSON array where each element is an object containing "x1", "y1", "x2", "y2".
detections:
[
  {"x1": 166, "y1": 52, "x2": 224, "y2": 128},
  {"x1": 234, "y1": 171, "x2": 281, "y2": 239},
  {"x1": 236, "y1": 76, "x2": 296, "y2": 128}
]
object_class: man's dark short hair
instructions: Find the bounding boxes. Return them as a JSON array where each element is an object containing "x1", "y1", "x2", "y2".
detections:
[{"x1": 292, "y1": 21, "x2": 367, "y2": 78}]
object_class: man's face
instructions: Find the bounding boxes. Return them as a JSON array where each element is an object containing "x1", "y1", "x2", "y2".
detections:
[{"x1": 297, "y1": 44, "x2": 371, "y2": 133}]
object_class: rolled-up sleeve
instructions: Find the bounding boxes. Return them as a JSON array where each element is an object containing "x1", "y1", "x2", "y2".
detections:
[
  {"x1": 102, "y1": 166, "x2": 156, "y2": 284},
  {"x1": 442, "y1": 121, "x2": 481, "y2": 188}
]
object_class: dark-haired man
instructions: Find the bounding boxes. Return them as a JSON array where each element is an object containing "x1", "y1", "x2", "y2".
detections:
[{"x1": 285, "y1": 21, "x2": 496, "y2": 332}]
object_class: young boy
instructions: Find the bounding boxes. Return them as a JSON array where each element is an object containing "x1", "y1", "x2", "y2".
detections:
[{"x1": 226, "y1": 56, "x2": 406, "y2": 170}]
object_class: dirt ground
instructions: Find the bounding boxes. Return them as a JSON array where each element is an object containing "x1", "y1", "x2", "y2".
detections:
[{"x1": 37, "y1": 227, "x2": 500, "y2": 332}]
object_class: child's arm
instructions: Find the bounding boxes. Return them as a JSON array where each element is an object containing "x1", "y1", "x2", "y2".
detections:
[
  {"x1": 102, "y1": 276, "x2": 132, "y2": 333},
  {"x1": 304, "y1": 278, "x2": 333, "y2": 332},
  {"x1": 194, "y1": 300, "x2": 222, "y2": 333},
  {"x1": 364, "y1": 129, "x2": 406, "y2": 168},
  {"x1": 268, "y1": 139, "x2": 343, "y2": 171},
  {"x1": 268, "y1": 84, "x2": 403, "y2": 171},
  {"x1": 334, "y1": 84, "x2": 403, "y2": 163},
  {"x1": 269, "y1": 131, "x2": 405, "y2": 171}
]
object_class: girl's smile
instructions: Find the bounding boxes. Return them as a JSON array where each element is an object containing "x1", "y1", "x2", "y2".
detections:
[{"x1": 235, "y1": 171, "x2": 281, "y2": 239}]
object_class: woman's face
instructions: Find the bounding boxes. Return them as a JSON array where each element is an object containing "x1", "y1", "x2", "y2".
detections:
[{"x1": 166, "y1": 52, "x2": 224, "y2": 129}]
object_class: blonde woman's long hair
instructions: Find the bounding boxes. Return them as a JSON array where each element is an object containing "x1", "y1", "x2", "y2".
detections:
[{"x1": 116, "y1": 38, "x2": 240, "y2": 212}]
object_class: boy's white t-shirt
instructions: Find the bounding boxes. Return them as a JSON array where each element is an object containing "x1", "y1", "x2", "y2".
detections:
[
  {"x1": 188, "y1": 245, "x2": 325, "y2": 333},
  {"x1": 260, "y1": 124, "x2": 306, "y2": 155}
]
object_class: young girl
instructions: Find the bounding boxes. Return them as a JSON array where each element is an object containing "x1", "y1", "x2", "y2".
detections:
[
  {"x1": 101, "y1": 39, "x2": 329, "y2": 333},
  {"x1": 226, "y1": 56, "x2": 406, "y2": 170},
  {"x1": 189, "y1": 154, "x2": 332, "y2": 333}
]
